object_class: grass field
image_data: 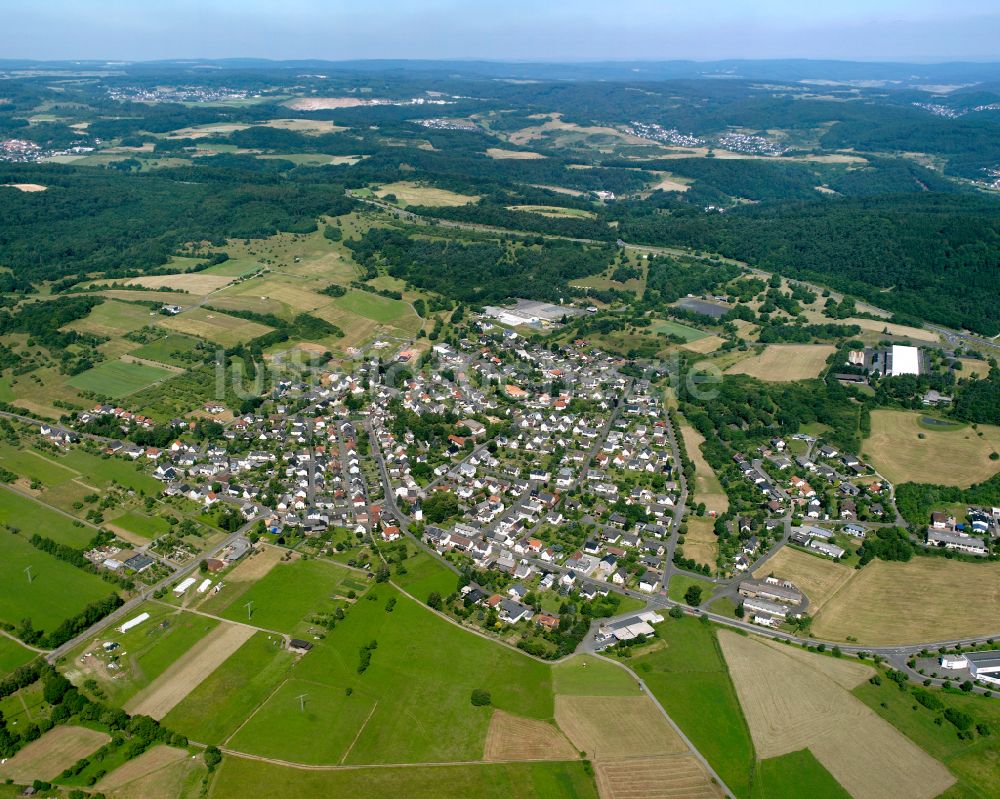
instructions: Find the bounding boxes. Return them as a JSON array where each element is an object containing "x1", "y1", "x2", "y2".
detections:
[
  {"x1": 127, "y1": 273, "x2": 232, "y2": 294},
  {"x1": 162, "y1": 631, "x2": 294, "y2": 744},
  {"x1": 0, "y1": 635, "x2": 36, "y2": 676},
  {"x1": 812, "y1": 558, "x2": 1000, "y2": 644},
  {"x1": 158, "y1": 307, "x2": 273, "y2": 346},
  {"x1": 131, "y1": 333, "x2": 202, "y2": 367},
  {"x1": 552, "y1": 655, "x2": 642, "y2": 697},
  {"x1": 229, "y1": 584, "x2": 553, "y2": 765},
  {"x1": 211, "y1": 757, "x2": 599, "y2": 799},
  {"x1": 373, "y1": 181, "x2": 479, "y2": 207},
  {"x1": 110, "y1": 510, "x2": 173, "y2": 540},
  {"x1": 94, "y1": 745, "x2": 203, "y2": 799},
  {"x1": 64, "y1": 299, "x2": 158, "y2": 336},
  {"x1": 329, "y1": 290, "x2": 415, "y2": 324},
  {"x1": 212, "y1": 558, "x2": 357, "y2": 634},
  {"x1": 65, "y1": 603, "x2": 220, "y2": 705},
  {"x1": 864, "y1": 409, "x2": 1000, "y2": 487},
  {"x1": 680, "y1": 423, "x2": 729, "y2": 516},
  {"x1": 751, "y1": 750, "x2": 850, "y2": 799},
  {"x1": 485, "y1": 148, "x2": 547, "y2": 159},
  {"x1": 651, "y1": 319, "x2": 709, "y2": 342},
  {"x1": 126, "y1": 623, "x2": 256, "y2": 719},
  {"x1": 844, "y1": 317, "x2": 940, "y2": 343},
  {"x1": 555, "y1": 694, "x2": 687, "y2": 760},
  {"x1": 632, "y1": 618, "x2": 755, "y2": 797},
  {"x1": 668, "y1": 574, "x2": 716, "y2": 605},
  {"x1": 69, "y1": 358, "x2": 172, "y2": 398},
  {"x1": 752, "y1": 547, "x2": 853, "y2": 615},
  {"x1": 0, "y1": 531, "x2": 114, "y2": 635},
  {"x1": 393, "y1": 549, "x2": 460, "y2": 603},
  {"x1": 719, "y1": 631, "x2": 953, "y2": 799},
  {"x1": 0, "y1": 486, "x2": 94, "y2": 547},
  {"x1": 506, "y1": 205, "x2": 596, "y2": 219},
  {"x1": 725, "y1": 345, "x2": 834, "y2": 382}
]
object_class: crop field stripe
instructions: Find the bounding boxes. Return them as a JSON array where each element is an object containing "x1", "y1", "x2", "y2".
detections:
[{"x1": 124, "y1": 623, "x2": 256, "y2": 719}]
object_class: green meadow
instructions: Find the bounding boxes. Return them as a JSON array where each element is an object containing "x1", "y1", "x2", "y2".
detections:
[
  {"x1": 69, "y1": 358, "x2": 172, "y2": 397},
  {"x1": 215, "y1": 558, "x2": 358, "y2": 633},
  {"x1": 211, "y1": 758, "x2": 598, "y2": 799},
  {"x1": 0, "y1": 488, "x2": 94, "y2": 548},
  {"x1": 229, "y1": 584, "x2": 553, "y2": 765},
  {"x1": 0, "y1": 532, "x2": 114, "y2": 635},
  {"x1": 632, "y1": 618, "x2": 755, "y2": 798}
]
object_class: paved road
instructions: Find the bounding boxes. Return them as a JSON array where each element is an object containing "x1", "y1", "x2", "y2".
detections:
[{"x1": 46, "y1": 514, "x2": 264, "y2": 663}]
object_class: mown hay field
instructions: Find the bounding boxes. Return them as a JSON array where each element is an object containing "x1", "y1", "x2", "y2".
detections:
[
  {"x1": 374, "y1": 180, "x2": 479, "y2": 207},
  {"x1": 125, "y1": 623, "x2": 256, "y2": 719},
  {"x1": 0, "y1": 725, "x2": 110, "y2": 782},
  {"x1": 725, "y1": 344, "x2": 834, "y2": 382},
  {"x1": 864, "y1": 409, "x2": 1000, "y2": 487},
  {"x1": 680, "y1": 422, "x2": 729, "y2": 516},
  {"x1": 719, "y1": 631, "x2": 953, "y2": 799},
  {"x1": 157, "y1": 307, "x2": 273, "y2": 346},
  {"x1": 595, "y1": 755, "x2": 722, "y2": 799},
  {"x1": 812, "y1": 557, "x2": 1000, "y2": 645},
  {"x1": 554, "y1": 695, "x2": 687, "y2": 760},
  {"x1": 484, "y1": 710, "x2": 578, "y2": 761}
]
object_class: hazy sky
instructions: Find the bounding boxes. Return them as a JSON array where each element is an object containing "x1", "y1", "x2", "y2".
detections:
[{"x1": 2, "y1": 0, "x2": 997, "y2": 62}]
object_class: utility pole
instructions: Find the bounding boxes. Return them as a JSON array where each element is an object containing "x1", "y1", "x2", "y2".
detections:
[
  {"x1": 24, "y1": 566, "x2": 33, "y2": 583},
  {"x1": 296, "y1": 693, "x2": 308, "y2": 712},
  {"x1": 244, "y1": 600, "x2": 254, "y2": 621}
]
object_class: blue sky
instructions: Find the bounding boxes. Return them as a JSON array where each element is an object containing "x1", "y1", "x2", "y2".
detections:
[{"x1": 2, "y1": 1, "x2": 997, "y2": 61}]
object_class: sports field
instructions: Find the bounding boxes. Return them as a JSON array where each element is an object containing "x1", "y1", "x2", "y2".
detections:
[
  {"x1": 753, "y1": 546, "x2": 853, "y2": 614},
  {"x1": 373, "y1": 181, "x2": 479, "y2": 207},
  {"x1": 651, "y1": 319, "x2": 708, "y2": 342},
  {"x1": 679, "y1": 422, "x2": 729, "y2": 516},
  {"x1": 69, "y1": 358, "x2": 173, "y2": 397},
  {"x1": 812, "y1": 558, "x2": 1000, "y2": 644},
  {"x1": 864, "y1": 409, "x2": 1000, "y2": 487},
  {"x1": 719, "y1": 631, "x2": 953, "y2": 799},
  {"x1": 725, "y1": 344, "x2": 834, "y2": 382},
  {"x1": 0, "y1": 532, "x2": 113, "y2": 635}
]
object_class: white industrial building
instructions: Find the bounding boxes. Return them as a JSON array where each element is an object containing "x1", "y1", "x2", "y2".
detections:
[
  {"x1": 886, "y1": 345, "x2": 921, "y2": 377},
  {"x1": 940, "y1": 650, "x2": 1000, "y2": 685}
]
